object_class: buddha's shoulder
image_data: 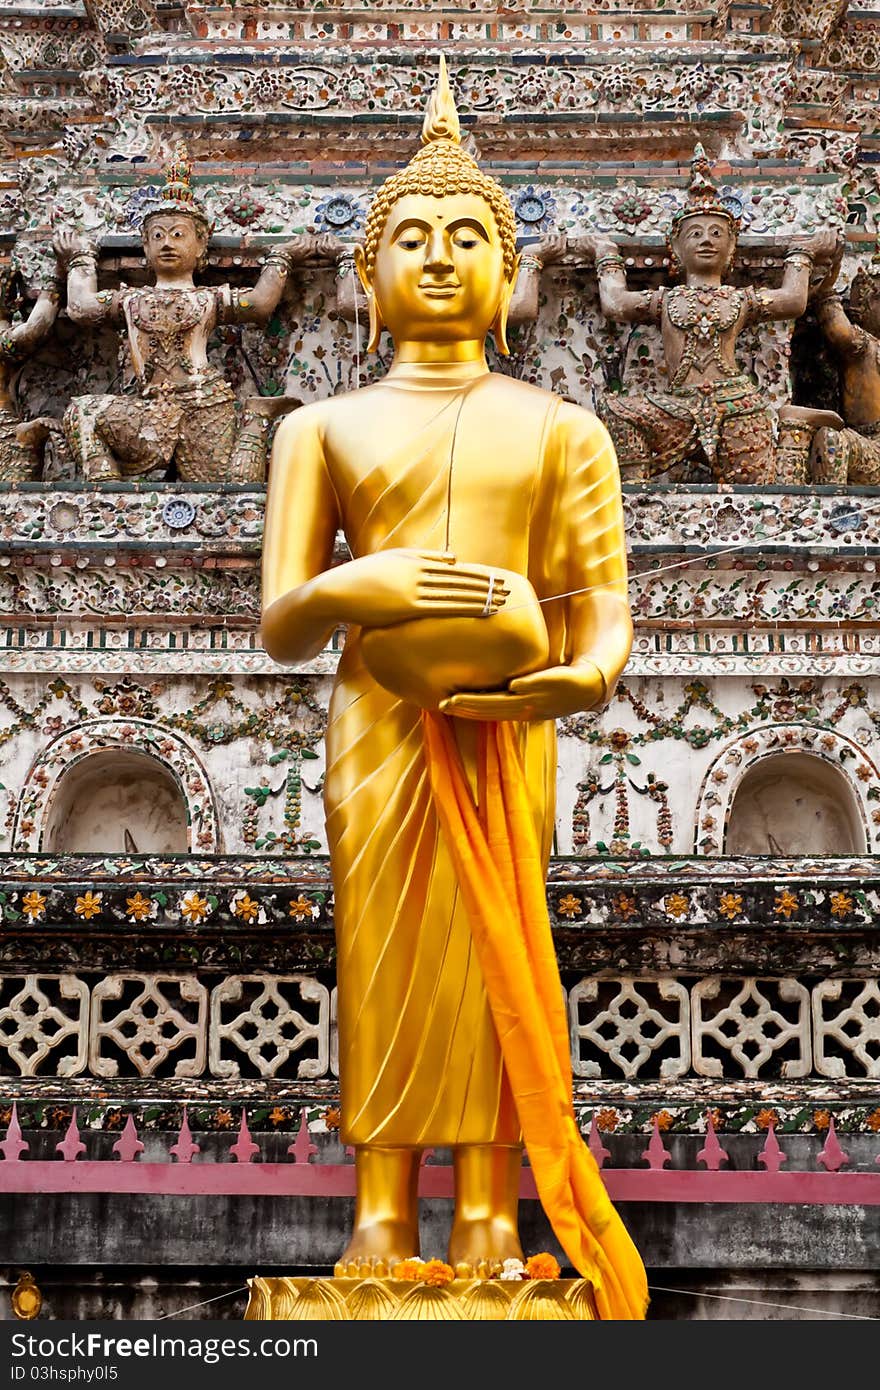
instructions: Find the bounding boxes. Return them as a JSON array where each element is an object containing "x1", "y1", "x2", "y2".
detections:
[{"x1": 482, "y1": 373, "x2": 603, "y2": 419}]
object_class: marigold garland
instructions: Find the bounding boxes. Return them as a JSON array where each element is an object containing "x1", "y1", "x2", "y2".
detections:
[
  {"x1": 525, "y1": 1253, "x2": 561, "y2": 1280},
  {"x1": 421, "y1": 1260, "x2": 455, "y2": 1287}
]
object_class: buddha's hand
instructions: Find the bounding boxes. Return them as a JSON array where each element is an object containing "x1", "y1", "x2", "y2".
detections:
[
  {"x1": 440, "y1": 659, "x2": 606, "y2": 722},
  {"x1": 324, "y1": 549, "x2": 508, "y2": 628}
]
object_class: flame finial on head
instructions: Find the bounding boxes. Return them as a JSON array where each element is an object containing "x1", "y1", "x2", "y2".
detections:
[{"x1": 421, "y1": 54, "x2": 461, "y2": 146}]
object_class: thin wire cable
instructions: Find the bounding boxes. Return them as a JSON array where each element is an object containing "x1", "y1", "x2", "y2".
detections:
[
  {"x1": 496, "y1": 492, "x2": 880, "y2": 617},
  {"x1": 155, "y1": 1286, "x2": 250, "y2": 1320},
  {"x1": 149, "y1": 1278, "x2": 879, "y2": 1322},
  {"x1": 647, "y1": 1283, "x2": 880, "y2": 1320}
]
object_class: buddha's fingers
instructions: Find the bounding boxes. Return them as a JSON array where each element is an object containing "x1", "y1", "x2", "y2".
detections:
[
  {"x1": 417, "y1": 597, "x2": 505, "y2": 616},
  {"x1": 418, "y1": 578, "x2": 510, "y2": 596},
  {"x1": 417, "y1": 549, "x2": 457, "y2": 564}
]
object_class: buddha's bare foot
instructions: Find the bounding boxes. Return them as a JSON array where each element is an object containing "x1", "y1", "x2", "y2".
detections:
[
  {"x1": 334, "y1": 1221, "x2": 419, "y2": 1279},
  {"x1": 447, "y1": 1218, "x2": 523, "y2": 1279}
]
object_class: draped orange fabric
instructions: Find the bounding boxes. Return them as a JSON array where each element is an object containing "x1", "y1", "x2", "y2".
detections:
[{"x1": 422, "y1": 710, "x2": 649, "y2": 1321}]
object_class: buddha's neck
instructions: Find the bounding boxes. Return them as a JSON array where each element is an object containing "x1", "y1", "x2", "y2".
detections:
[{"x1": 386, "y1": 341, "x2": 489, "y2": 388}]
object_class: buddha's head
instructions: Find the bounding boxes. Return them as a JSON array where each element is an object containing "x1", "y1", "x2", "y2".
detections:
[
  {"x1": 667, "y1": 143, "x2": 739, "y2": 278},
  {"x1": 141, "y1": 143, "x2": 212, "y2": 277},
  {"x1": 355, "y1": 58, "x2": 519, "y2": 353}
]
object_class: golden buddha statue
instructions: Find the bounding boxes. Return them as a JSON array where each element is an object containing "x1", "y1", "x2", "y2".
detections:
[{"x1": 262, "y1": 59, "x2": 647, "y2": 1320}]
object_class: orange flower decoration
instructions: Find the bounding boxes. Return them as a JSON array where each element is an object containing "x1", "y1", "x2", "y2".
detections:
[
  {"x1": 813, "y1": 1110, "x2": 831, "y2": 1132},
  {"x1": 829, "y1": 892, "x2": 853, "y2": 919},
  {"x1": 323, "y1": 1106, "x2": 341, "y2": 1132},
  {"x1": 557, "y1": 893, "x2": 583, "y2": 919},
  {"x1": 664, "y1": 893, "x2": 689, "y2": 919},
  {"x1": 613, "y1": 893, "x2": 638, "y2": 920},
  {"x1": 866, "y1": 1109, "x2": 880, "y2": 1133},
  {"x1": 653, "y1": 1110, "x2": 674, "y2": 1131},
  {"x1": 22, "y1": 890, "x2": 46, "y2": 922},
  {"x1": 421, "y1": 1260, "x2": 455, "y2": 1287},
  {"x1": 180, "y1": 891, "x2": 210, "y2": 924},
  {"x1": 288, "y1": 895, "x2": 317, "y2": 921},
  {"x1": 393, "y1": 1259, "x2": 425, "y2": 1281},
  {"x1": 74, "y1": 890, "x2": 102, "y2": 920},
  {"x1": 232, "y1": 893, "x2": 261, "y2": 923},
  {"x1": 773, "y1": 889, "x2": 798, "y2": 919},
  {"x1": 525, "y1": 1253, "x2": 561, "y2": 1280},
  {"x1": 269, "y1": 1106, "x2": 288, "y2": 1126},
  {"x1": 718, "y1": 892, "x2": 743, "y2": 921},
  {"x1": 125, "y1": 891, "x2": 154, "y2": 922},
  {"x1": 595, "y1": 1107, "x2": 619, "y2": 1133},
  {"x1": 755, "y1": 1108, "x2": 778, "y2": 1131}
]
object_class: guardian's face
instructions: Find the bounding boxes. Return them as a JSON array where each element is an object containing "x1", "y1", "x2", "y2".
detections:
[
  {"x1": 370, "y1": 193, "x2": 509, "y2": 343},
  {"x1": 142, "y1": 215, "x2": 205, "y2": 275},
  {"x1": 858, "y1": 287, "x2": 880, "y2": 337},
  {"x1": 673, "y1": 214, "x2": 735, "y2": 276}
]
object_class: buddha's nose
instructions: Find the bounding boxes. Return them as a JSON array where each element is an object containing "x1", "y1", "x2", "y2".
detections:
[{"x1": 424, "y1": 231, "x2": 454, "y2": 270}]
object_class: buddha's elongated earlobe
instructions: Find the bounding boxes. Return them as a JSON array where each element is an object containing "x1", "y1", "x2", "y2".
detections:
[
  {"x1": 354, "y1": 243, "x2": 384, "y2": 352},
  {"x1": 491, "y1": 262, "x2": 519, "y2": 356}
]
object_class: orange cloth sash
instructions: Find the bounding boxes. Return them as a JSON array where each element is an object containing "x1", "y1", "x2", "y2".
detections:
[{"x1": 422, "y1": 710, "x2": 649, "y2": 1320}]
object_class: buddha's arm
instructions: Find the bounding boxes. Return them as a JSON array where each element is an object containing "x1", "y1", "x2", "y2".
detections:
[
  {"x1": 261, "y1": 408, "x2": 505, "y2": 664},
  {"x1": 261, "y1": 407, "x2": 343, "y2": 663},
  {"x1": 558, "y1": 410, "x2": 632, "y2": 698},
  {"x1": 441, "y1": 409, "x2": 631, "y2": 723},
  {"x1": 7, "y1": 288, "x2": 59, "y2": 353}
]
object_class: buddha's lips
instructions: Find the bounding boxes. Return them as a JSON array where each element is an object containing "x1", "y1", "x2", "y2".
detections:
[{"x1": 419, "y1": 283, "x2": 461, "y2": 296}]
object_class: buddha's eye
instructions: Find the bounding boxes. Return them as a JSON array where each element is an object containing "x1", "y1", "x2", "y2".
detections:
[
  {"x1": 399, "y1": 236, "x2": 424, "y2": 250},
  {"x1": 453, "y1": 234, "x2": 478, "y2": 249}
]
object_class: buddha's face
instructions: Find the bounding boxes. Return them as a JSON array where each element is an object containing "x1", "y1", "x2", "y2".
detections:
[
  {"x1": 368, "y1": 192, "x2": 510, "y2": 342},
  {"x1": 142, "y1": 214, "x2": 206, "y2": 276},
  {"x1": 672, "y1": 214, "x2": 735, "y2": 277}
]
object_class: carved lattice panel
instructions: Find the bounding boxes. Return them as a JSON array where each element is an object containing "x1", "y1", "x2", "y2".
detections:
[
  {"x1": 89, "y1": 974, "x2": 207, "y2": 1078},
  {"x1": 813, "y1": 979, "x2": 880, "y2": 1078},
  {"x1": 0, "y1": 974, "x2": 89, "y2": 1077},
  {"x1": 209, "y1": 975, "x2": 330, "y2": 1079},
  {"x1": 568, "y1": 976, "x2": 690, "y2": 1080},
  {"x1": 692, "y1": 977, "x2": 811, "y2": 1078}
]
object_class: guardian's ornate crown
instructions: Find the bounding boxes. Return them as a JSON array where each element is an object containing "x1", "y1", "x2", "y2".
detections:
[
  {"x1": 669, "y1": 143, "x2": 741, "y2": 239},
  {"x1": 141, "y1": 143, "x2": 212, "y2": 235}
]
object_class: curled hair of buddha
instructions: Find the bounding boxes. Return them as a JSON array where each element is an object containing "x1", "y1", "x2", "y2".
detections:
[{"x1": 362, "y1": 56, "x2": 518, "y2": 281}]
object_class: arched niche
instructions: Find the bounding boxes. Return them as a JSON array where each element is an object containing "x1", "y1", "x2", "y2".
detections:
[
  {"x1": 725, "y1": 752, "x2": 866, "y2": 857},
  {"x1": 695, "y1": 724, "x2": 874, "y2": 856},
  {"x1": 43, "y1": 748, "x2": 188, "y2": 854},
  {"x1": 13, "y1": 719, "x2": 219, "y2": 854}
]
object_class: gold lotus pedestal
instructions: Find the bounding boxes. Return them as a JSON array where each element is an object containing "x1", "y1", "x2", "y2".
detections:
[{"x1": 245, "y1": 1275, "x2": 598, "y2": 1321}]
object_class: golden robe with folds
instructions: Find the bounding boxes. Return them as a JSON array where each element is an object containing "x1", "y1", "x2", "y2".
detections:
[{"x1": 262, "y1": 364, "x2": 629, "y2": 1149}]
